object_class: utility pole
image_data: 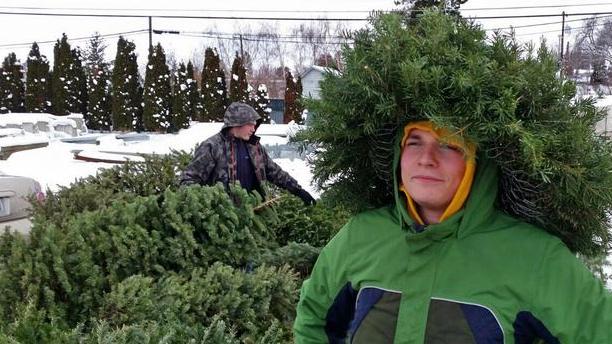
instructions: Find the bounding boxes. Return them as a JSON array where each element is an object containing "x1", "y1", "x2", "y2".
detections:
[
  {"x1": 239, "y1": 34, "x2": 244, "y2": 60},
  {"x1": 148, "y1": 16, "x2": 153, "y2": 52},
  {"x1": 560, "y1": 11, "x2": 566, "y2": 63}
]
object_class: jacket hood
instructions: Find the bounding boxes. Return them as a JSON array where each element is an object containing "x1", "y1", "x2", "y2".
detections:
[
  {"x1": 221, "y1": 102, "x2": 261, "y2": 130},
  {"x1": 393, "y1": 126, "x2": 498, "y2": 238}
]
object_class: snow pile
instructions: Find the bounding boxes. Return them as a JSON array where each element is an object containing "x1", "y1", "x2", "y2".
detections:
[
  {"x1": 0, "y1": 112, "x2": 87, "y2": 138},
  {"x1": 0, "y1": 122, "x2": 316, "y2": 198}
]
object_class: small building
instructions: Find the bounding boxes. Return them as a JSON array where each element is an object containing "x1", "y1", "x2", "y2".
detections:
[{"x1": 299, "y1": 65, "x2": 340, "y2": 100}]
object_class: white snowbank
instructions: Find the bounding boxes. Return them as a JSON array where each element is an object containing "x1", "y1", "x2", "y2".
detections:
[{"x1": 0, "y1": 122, "x2": 316, "y2": 197}]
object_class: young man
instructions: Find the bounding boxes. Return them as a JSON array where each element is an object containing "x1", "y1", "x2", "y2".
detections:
[
  {"x1": 293, "y1": 121, "x2": 611, "y2": 343},
  {"x1": 180, "y1": 102, "x2": 315, "y2": 205}
]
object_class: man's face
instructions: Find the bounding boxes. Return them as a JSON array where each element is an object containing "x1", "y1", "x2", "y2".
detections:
[
  {"x1": 401, "y1": 129, "x2": 466, "y2": 217},
  {"x1": 231, "y1": 123, "x2": 256, "y2": 140}
]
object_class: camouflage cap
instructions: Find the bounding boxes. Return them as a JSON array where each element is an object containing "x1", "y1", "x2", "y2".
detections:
[{"x1": 222, "y1": 102, "x2": 261, "y2": 129}]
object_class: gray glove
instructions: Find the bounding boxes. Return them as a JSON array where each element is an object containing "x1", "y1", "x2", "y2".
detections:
[{"x1": 295, "y1": 189, "x2": 316, "y2": 206}]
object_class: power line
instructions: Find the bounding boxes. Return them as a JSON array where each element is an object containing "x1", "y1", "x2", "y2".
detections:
[
  {"x1": 469, "y1": 11, "x2": 612, "y2": 20},
  {"x1": 0, "y1": 29, "x2": 148, "y2": 48},
  {"x1": 485, "y1": 15, "x2": 612, "y2": 32},
  {"x1": 514, "y1": 16, "x2": 612, "y2": 37},
  {"x1": 3, "y1": 9, "x2": 612, "y2": 21},
  {"x1": 167, "y1": 29, "x2": 349, "y2": 40},
  {"x1": 2, "y1": 4, "x2": 612, "y2": 13},
  {"x1": 178, "y1": 32, "x2": 351, "y2": 45},
  {"x1": 0, "y1": 5, "x2": 378, "y2": 14},
  {"x1": 0, "y1": 11, "x2": 369, "y2": 21},
  {"x1": 461, "y1": 3, "x2": 612, "y2": 11},
  {"x1": 4, "y1": 9, "x2": 612, "y2": 49}
]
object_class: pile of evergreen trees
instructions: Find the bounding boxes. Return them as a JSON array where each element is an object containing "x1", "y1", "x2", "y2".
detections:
[
  {"x1": 0, "y1": 150, "x2": 348, "y2": 342},
  {"x1": 0, "y1": 35, "x2": 286, "y2": 130}
]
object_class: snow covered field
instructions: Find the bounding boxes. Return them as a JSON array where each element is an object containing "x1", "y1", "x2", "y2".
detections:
[{"x1": 0, "y1": 121, "x2": 317, "y2": 197}]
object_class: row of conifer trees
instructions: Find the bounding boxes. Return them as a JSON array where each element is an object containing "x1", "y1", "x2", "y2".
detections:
[{"x1": 0, "y1": 34, "x2": 306, "y2": 133}]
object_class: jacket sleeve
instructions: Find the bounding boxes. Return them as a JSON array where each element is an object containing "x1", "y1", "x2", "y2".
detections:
[
  {"x1": 294, "y1": 222, "x2": 354, "y2": 344},
  {"x1": 179, "y1": 142, "x2": 216, "y2": 186},
  {"x1": 533, "y1": 241, "x2": 612, "y2": 343},
  {"x1": 260, "y1": 145, "x2": 302, "y2": 194}
]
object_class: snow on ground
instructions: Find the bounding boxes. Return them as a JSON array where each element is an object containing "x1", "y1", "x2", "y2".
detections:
[{"x1": 0, "y1": 121, "x2": 318, "y2": 197}]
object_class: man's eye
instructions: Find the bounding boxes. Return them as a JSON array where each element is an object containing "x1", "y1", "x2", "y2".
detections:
[
  {"x1": 440, "y1": 143, "x2": 460, "y2": 152},
  {"x1": 406, "y1": 141, "x2": 420, "y2": 146}
]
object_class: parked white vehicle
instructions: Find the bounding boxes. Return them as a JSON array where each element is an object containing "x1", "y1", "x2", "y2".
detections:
[{"x1": 0, "y1": 172, "x2": 44, "y2": 234}]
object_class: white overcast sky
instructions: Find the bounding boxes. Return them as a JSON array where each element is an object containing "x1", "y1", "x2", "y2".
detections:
[{"x1": 0, "y1": 0, "x2": 611, "y2": 70}]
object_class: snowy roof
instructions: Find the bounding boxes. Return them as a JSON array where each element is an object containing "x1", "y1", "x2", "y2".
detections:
[
  {"x1": 300, "y1": 65, "x2": 341, "y2": 78},
  {"x1": 0, "y1": 113, "x2": 77, "y2": 128}
]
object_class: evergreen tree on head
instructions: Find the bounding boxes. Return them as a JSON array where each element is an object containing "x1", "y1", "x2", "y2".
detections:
[{"x1": 295, "y1": 10, "x2": 612, "y2": 255}]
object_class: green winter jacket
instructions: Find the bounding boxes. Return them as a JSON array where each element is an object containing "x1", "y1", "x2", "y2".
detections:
[{"x1": 294, "y1": 148, "x2": 612, "y2": 343}]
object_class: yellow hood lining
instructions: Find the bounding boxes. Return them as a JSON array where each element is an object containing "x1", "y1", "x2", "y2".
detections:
[{"x1": 400, "y1": 121, "x2": 476, "y2": 224}]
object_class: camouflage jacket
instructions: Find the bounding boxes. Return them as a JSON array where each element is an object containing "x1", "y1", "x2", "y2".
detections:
[{"x1": 180, "y1": 130, "x2": 303, "y2": 196}]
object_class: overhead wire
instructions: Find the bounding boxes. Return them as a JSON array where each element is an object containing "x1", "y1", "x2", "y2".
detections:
[
  {"x1": 2, "y1": 8, "x2": 612, "y2": 48},
  {"x1": 0, "y1": 29, "x2": 148, "y2": 48},
  {"x1": 0, "y1": 11, "x2": 369, "y2": 21},
  {"x1": 2, "y1": 9, "x2": 612, "y2": 21},
  {"x1": 2, "y1": 3, "x2": 612, "y2": 13}
]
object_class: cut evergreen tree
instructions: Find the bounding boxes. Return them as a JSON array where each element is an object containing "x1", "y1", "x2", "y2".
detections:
[
  {"x1": 296, "y1": 10, "x2": 612, "y2": 256},
  {"x1": 142, "y1": 43, "x2": 171, "y2": 132},
  {"x1": 0, "y1": 52, "x2": 25, "y2": 113},
  {"x1": 169, "y1": 62, "x2": 191, "y2": 132},
  {"x1": 0, "y1": 149, "x2": 349, "y2": 342},
  {"x1": 229, "y1": 52, "x2": 249, "y2": 104},
  {"x1": 201, "y1": 47, "x2": 227, "y2": 122},
  {"x1": 252, "y1": 84, "x2": 271, "y2": 123},
  {"x1": 111, "y1": 36, "x2": 141, "y2": 131},
  {"x1": 283, "y1": 69, "x2": 299, "y2": 124},
  {"x1": 25, "y1": 42, "x2": 51, "y2": 113}
]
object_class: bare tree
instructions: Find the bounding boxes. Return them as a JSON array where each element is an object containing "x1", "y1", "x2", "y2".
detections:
[
  {"x1": 289, "y1": 20, "x2": 348, "y2": 73},
  {"x1": 572, "y1": 16, "x2": 612, "y2": 83}
]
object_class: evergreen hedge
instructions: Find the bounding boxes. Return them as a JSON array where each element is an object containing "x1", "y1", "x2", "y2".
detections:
[{"x1": 0, "y1": 150, "x2": 347, "y2": 343}]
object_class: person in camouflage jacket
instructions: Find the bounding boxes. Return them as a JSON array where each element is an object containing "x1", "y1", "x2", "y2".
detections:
[{"x1": 180, "y1": 102, "x2": 315, "y2": 205}]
